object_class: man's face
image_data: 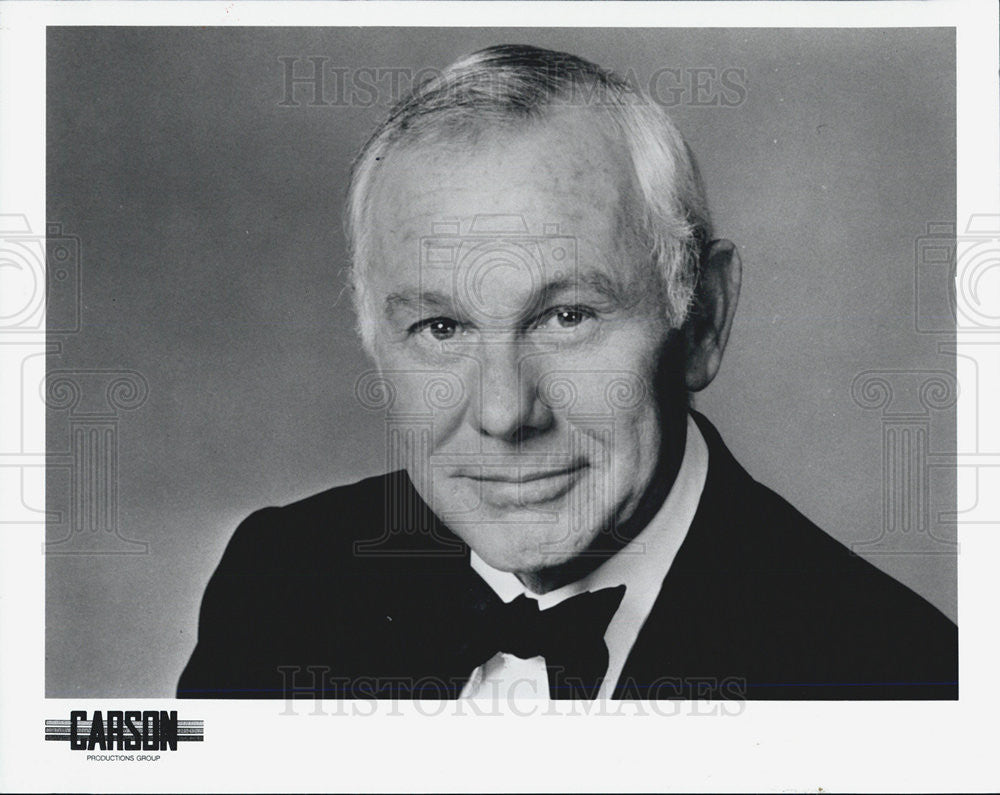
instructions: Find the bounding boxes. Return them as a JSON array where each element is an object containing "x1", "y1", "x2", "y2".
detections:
[{"x1": 365, "y1": 110, "x2": 685, "y2": 578}]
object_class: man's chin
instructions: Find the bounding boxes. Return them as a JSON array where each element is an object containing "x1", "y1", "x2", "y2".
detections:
[{"x1": 461, "y1": 525, "x2": 592, "y2": 574}]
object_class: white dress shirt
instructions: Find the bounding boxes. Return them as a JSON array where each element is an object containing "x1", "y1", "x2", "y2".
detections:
[{"x1": 461, "y1": 413, "x2": 709, "y2": 701}]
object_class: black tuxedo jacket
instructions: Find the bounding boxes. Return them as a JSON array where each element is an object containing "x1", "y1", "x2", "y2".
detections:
[{"x1": 178, "y1": 413, "x2": 957, "y2": 700}]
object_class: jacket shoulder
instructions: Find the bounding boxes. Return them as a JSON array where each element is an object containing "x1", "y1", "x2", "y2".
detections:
[
  {"x1": 730, "y1": 456, "x2": 952, "y2": 630},
  {"x1": 664, "y1": 414, "x2": 958, "y2": 697},
  {"x1": 177, "y1": 474, "x2": 395, "y2": 697},
  {"x1": 214, "y1": 473, "x2": 392, "y2": 575}
]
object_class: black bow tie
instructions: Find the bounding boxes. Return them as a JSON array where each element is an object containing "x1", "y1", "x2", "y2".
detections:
[{"x1": 465, "y1": 584, "x2": 626, "y2": 700}]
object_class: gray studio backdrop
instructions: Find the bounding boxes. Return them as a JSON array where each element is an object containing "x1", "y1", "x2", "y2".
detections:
[{"x1": 46, "y1": 27, "x2": 956, "y2": 696}]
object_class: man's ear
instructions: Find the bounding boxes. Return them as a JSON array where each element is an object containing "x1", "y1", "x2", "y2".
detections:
[{"x1": 683, "y1": 239, "x2": 742, "y2": 392}]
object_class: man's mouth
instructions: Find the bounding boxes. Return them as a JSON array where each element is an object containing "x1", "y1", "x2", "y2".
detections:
[{"x1": 455, "y1": 460, "x2": 589, "y2": 506}]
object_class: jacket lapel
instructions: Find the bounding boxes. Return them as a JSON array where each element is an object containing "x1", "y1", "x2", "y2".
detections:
[{"x1": 614, "y1": 413, "x2": 755, "y2": 697}]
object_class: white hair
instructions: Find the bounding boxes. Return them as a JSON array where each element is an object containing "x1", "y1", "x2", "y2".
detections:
[{"x1": 345, "y1": 44, "x2": 713, "y2": 352}]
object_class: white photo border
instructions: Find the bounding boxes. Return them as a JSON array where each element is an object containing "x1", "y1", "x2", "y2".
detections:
[{"x1": 1, "y1": 1, "x2": 997, "y2": 792}]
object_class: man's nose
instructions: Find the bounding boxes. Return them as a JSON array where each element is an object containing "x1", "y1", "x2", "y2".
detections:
[{"x1": 468, "y1": 340, "x2": 552, "y2": 442}]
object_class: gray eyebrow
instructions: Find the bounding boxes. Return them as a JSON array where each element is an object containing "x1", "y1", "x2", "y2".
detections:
[
  {"x1": 537, "y1": 270, "x2": 631, "y2": 306},
  {"x1": 383, "y1": 290, "x2": 453, "y2": 316},
  {"x1": 382, "y1": 269, "x2": 632, "y2": 320}
]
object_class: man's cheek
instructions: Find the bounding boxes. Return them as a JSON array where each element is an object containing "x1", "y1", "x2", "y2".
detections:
[
  {"x1": 380, "y1": 369, "x2": 466, "y2": 415},
  {"x1": 567, "y1": 369, "x2": 653, "y2": 419},
  {"x1": 431, "y1": 474, "x2": 480, "y2": 516}
]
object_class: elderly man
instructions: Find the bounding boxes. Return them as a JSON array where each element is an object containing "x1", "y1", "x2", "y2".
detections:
[{"x1": 179, "y1": 45, "x2": 956, "y2": 700}]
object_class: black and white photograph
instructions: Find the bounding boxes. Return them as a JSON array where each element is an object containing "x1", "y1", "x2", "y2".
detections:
[
  {"x1": 2, "y1": 2, "x2": 998, "y2": 792},
  {"x1": 46, "y1": 25, "x2": 959, "y2": 701}
]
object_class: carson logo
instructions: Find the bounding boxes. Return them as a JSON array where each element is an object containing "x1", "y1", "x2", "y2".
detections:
[{"x1": 45, "y1": 711, "x2": 203, "y2": 750}]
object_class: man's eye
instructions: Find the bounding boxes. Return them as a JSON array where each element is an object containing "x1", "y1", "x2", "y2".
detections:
[
  {"x1": 537, "y1": 306, "x2": 594, "y2": 332},
  {"x1": 413, "y1": 317, "x2": 461, "y2": 341}
]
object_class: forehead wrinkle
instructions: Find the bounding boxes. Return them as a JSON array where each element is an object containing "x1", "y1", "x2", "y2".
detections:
[
  {"x1": 374, "y1": 113, "x2": 631, "y2": 218},
  {"x1": 366, "y1": 107, "x2": 655, "y2": 306}
]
